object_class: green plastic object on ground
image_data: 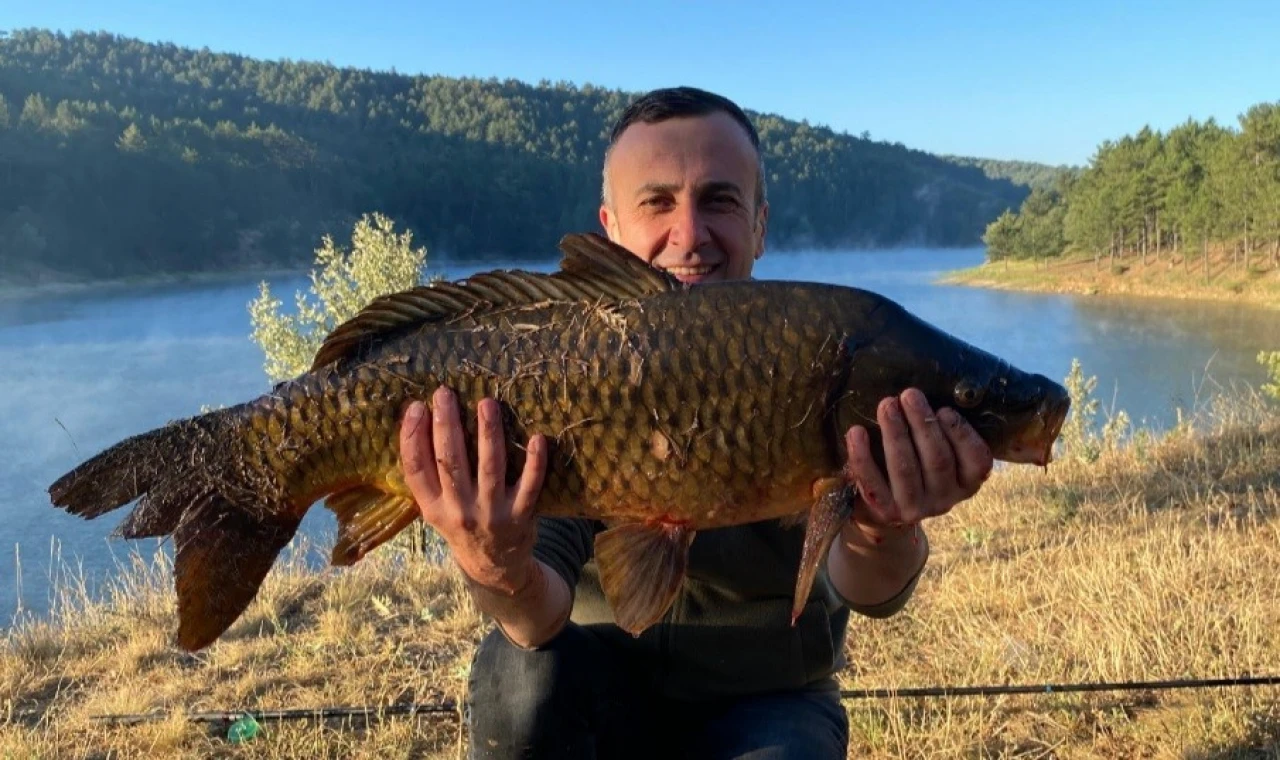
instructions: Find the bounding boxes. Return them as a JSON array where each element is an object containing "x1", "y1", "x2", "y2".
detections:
[{"x1": 227, "y1": 713, "x2": 262, "y2": 743}]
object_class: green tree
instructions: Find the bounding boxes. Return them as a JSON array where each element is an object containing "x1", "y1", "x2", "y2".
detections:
[
  {"x1": 982, "y1": 209, "x2": 1020, "y2": 262},
  {"x1": 17, "y1": 93, "x2": 50, "y2": 130},
  {"x1": 249, "y1": 212, "x2": 429, "y2": 384},
  {"x1": 1261, "y1": 351, "x2": 1280, "y2": 401},
  {"x1": 116, "y1": 122, "x2": 146, "y2": 152}
]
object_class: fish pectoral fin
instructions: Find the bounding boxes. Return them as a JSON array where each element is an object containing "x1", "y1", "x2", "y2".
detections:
[
  {"x1": 594, "y1": 521, "x2": 696, "y2": 637},
  {"x1": 325, "y1": 485, "x2": 420, "y2": 566},
  {"x1": 791, "y1": 477, "x2": 856, "y2": 625}
]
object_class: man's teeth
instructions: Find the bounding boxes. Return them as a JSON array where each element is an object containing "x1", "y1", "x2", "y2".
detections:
[{"x1": 665, "y1": 264, "x2": 716, "y2": 276}]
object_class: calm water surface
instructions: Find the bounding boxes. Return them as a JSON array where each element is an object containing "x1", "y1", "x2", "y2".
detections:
[{"x1": 3, "y1": 247, "x2": 1277, "y2": 624}]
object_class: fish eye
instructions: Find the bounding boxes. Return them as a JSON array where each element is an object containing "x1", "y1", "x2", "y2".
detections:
[{"x1": 953, "y1": 380, "x2": 986, "y2": 408}]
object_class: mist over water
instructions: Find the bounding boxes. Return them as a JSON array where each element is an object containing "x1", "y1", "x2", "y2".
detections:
[{"x1": 3, "y1": 248, "x2": 1277, "y2": 626}]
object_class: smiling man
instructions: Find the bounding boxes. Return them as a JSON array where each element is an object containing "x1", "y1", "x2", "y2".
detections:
[{"x1": 399, "y1": 86, "x2": 994, "y2": 759}]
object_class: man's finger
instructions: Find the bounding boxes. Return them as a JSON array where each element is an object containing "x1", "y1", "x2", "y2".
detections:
[
  {"x1": 431, "y1": 385, "x2": 476, "y2": 512},
  {"x1": 400, "y1": 400, "x2": 441, "y2": 515},
  {"x1": 938, "y1": 407, "x2": 994, "y2": 495},
  {"x1": 475, "y1": 397, "x2": 507, "y2": 521},
  {"x1": 899, "y1": 388, "x2": 957, "y2": 501},
  {"x1": 844, "y1": 425, "x2": 896, "y2": 524},
  {"x1": 879, "y1": 397, "x2": 924, "y2": 514},
  {"x1": 510, "y1": 434, "x2": 549, "y2": 522}
]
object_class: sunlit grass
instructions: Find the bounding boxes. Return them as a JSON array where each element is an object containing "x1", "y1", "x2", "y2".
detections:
[
  {"x1": 3, "y1": 384, "x2": 1279, "y2": 757},
  {"x1": 942, "y1": 246, "x2": 1280, "y2": 311}
]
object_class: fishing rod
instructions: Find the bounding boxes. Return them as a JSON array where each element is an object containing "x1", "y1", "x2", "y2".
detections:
[
  {"x1": 837, "y1": 674, "x2": 1280, "y2": 700},
  {"x1": 48, "y1": 674, "x2": 1278, "y2": 727}
]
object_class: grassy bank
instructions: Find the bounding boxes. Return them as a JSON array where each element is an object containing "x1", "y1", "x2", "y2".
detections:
[
  {"x1": 941, "y1": 247, "x2": 1280, "y2": 310},
  {"x1": 4, "y1": 391, "x2": 1279, "y2": 758}
]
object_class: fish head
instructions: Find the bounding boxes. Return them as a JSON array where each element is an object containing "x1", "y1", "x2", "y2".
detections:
[{"x1": 838, "y1": 299, "x2": 1070, "y2": 468}]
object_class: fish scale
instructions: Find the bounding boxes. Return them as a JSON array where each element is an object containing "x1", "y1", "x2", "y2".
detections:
[{"x1": 46, "y1": 232, "x2": 1069, "y2": 650}]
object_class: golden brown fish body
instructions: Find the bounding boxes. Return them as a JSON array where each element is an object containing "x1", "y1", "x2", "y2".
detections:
[{"x1": 49, "y1": 233, "x2": 1069, "y2": 650}]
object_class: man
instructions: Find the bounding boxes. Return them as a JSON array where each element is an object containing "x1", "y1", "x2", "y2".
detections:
[{"x1": 398, "y1": 86, "x2": 993, "y2": 758}]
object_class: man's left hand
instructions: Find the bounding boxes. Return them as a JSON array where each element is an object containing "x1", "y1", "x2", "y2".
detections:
[{"x1": 843, "y1": 387, "x2": 993, "y2": 539}]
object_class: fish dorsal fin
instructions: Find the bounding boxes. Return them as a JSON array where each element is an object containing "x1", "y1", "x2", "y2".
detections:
[{"x1": 310, "y1": 233, "x2": 682, "y2": 371}]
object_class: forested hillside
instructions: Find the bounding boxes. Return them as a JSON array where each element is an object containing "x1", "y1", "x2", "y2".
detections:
[
  {"x1": 942, "y1": 155, "x2": 1079, "y2": 191},
  {"x1": 0, "y1": 29, "x2": 1030, "y2": 282},
  {"x1": 984, "y1": 104, "x2": 1280, "y2": 273}
]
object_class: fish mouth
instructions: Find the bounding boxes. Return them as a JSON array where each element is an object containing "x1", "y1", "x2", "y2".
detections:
[{"x1": 992, "y1": 390, "x2": 1071, "y2": 467}]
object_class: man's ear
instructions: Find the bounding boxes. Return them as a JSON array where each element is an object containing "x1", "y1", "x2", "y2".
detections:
[
  {"x1": 599, "y1": 204, "x2": 620, "y2": 242},
  {"x1": 753, "y1": 200, "x2": 769, "y2": 260}
]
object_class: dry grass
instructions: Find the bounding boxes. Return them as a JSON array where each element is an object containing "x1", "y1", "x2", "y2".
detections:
[
  {"x1": 4, "y1": 394, "x2": 1280, "y2": 758},
  {"x1": 941, "y1": 247, "x2": 1280, "y2": 310}
]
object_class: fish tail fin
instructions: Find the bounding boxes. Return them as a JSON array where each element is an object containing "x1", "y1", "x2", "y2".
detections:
[{"x1": 48, "y1": 408, "x2": 303, "y2": 650}]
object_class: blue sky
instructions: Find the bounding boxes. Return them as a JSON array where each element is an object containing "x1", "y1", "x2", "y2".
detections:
[{"x1": 6, "y1": 0, "x2": 1278, "y2": 166}]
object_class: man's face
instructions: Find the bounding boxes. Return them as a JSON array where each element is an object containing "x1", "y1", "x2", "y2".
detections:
[{"x1": 599, "y1": 111, "x2": 768, "y2": 284}]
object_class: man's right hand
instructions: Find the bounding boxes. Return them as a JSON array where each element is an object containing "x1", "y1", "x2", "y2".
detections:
[{"x1": 399, "y1": 386, "x2": 571, "y2": 648}]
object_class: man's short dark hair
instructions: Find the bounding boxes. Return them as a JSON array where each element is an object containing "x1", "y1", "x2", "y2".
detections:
[{"x1": 601, "y1": 86, "x2": 767, "y2": 212}]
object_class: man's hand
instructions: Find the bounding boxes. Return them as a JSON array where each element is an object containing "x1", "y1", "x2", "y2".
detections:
[
  {"x1": 826, "y1": 387, "x2": 993, "y2": 610},
  {"x1": 401, "y1": 386, "x2": 546, "y2": 591},
  {"x1": 844, "y1": 387, "x2": 993, "y2": 539},
  {"x1": 400, "y1": 386, "x2": 570, "y2": 648}
]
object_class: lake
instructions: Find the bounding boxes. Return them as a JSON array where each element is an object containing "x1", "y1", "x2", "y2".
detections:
[{"x1": 3, "y1": 246, "x2": 1277, "y2": 626}]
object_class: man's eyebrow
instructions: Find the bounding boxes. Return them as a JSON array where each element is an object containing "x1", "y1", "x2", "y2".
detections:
[
  {"x1": 633, "y1": 180, "x2": 744, "y2": 198},
  {"x1": 634, "y1": 182, "x2": 680, "y2": 198},
  {"x1": 698, "y1": 180, "x2": 744, "y2": 197}
]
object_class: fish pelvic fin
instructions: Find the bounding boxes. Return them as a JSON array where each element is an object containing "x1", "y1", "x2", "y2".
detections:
[
  {"x1": 594, "y1": 520, "x2": 695, "y2": 637},
  {"x1": 791, "y1": 477, "x2": 856, "y2": 625},
  {"x1": 327, "y1": 485, "x2": 420, "y2": 566},
  {"x1": 310, "y1": 232, "x2": 681, "y2": 372}
]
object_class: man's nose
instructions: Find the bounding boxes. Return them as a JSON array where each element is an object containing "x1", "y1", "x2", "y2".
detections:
[{"x1": 667, "y1": 202, "x2": 711, "y2": 254}]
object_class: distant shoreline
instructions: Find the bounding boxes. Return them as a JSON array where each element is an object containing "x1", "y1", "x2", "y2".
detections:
[
  {"x1": 938, "y1": 251, "x2": 1280, "y2": 312},
  {"x1": 0, "y1": 267, "x2": 309, "y2": 303}
]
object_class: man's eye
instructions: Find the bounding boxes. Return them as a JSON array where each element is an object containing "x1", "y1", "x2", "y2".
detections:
[{"x1": 708, "y1": 195, "x2": 739, "y2": 209}]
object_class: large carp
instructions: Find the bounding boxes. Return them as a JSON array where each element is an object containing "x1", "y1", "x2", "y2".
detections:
[{"x1": 48, "y1": 233, "x2": 1069, "y2": 651}]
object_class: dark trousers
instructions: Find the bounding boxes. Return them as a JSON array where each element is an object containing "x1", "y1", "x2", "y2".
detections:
[{"x1": 466, "y1": 623, "x2": 849, "y2": 759}]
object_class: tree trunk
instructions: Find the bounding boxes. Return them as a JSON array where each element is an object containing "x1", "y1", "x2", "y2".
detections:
[
  {"x1": 1154, "y1": 211, "x2": 1161, "y2": 260},
  {"x1": 1244, "y1": 225, "x2": 1250, "y2": 272}
]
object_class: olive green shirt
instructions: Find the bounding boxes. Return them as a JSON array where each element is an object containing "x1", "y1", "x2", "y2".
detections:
[{"x1": 531, "y1": 515, "x2": 921, "y2": 702}]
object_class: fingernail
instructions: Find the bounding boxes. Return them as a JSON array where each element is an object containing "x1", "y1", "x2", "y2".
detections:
[
  {"x1": 903, "y1": 389, "x2": 926, "y2": 410},
  {"x1": 406, "y1": 401, "x2": 423, "y2": 422},
  {"x1": 478, "y1": 400, "x2": 490, "y2": 424},
  {"x1": 433, "y1": 387, "x2": 452, "y2": 414},
  {"x1": 886, "y1": 399, "x2": 902, "y2": 420}
]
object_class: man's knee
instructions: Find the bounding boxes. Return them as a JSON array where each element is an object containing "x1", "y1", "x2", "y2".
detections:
[{"x1": 467, "y1": 624, "x2": 608, "y2": 757}]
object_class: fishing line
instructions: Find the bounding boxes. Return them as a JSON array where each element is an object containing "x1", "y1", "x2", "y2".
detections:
[{"x1": 27, "y1": 674, "x2": 1276, "y2": 727}]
